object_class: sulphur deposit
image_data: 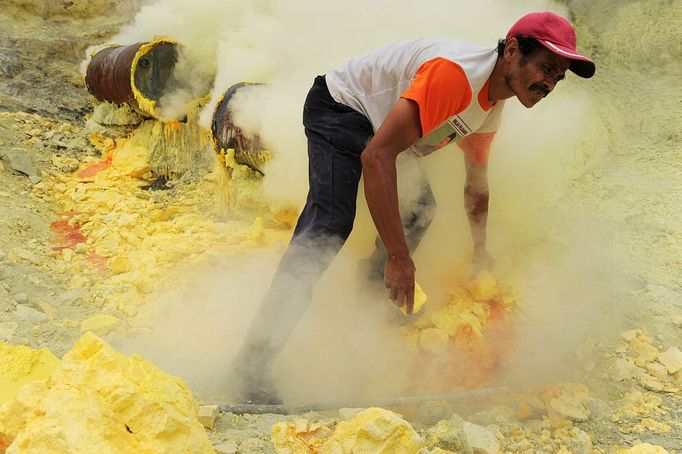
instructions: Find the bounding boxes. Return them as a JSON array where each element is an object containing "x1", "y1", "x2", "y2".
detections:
[
  {"x1": 0, "y1": 343, "x2": 59, "y2": 404},
  {"x1": 0, "y1": 332, "x2": 214, "y2": 454},
  {"x1": 2, "y1": 0, "x2": 682, "y2": 451},
  {"x1": 400, "y1": 270, "x2": 516, "y2": 392},
  {"x1": 29, "y1": 104, "x2": 294, "y2": 329},
  {"x1": 272, "y1": 408, "x2": 425, "y2": 454}
]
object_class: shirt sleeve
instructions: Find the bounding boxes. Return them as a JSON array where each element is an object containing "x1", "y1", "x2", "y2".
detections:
[
  {"x1": 401, "y1": 57, "x2": 472, "y2": 136},
  {"x1": 458, "y1": 131, "x2": 496, "y2": 165},
  {"x1": 458, "y1": 100, "x2": 505, "y2": 165}
]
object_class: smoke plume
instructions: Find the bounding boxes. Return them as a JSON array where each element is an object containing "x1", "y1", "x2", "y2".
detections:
[{"x1": 109, "y1": 0, "x2": 629, "y2": 405}]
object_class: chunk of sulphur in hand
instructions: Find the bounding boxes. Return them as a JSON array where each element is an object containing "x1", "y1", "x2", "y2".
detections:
[{"x1": 400, "y1": 282, "x2": 427, "y2": 315}]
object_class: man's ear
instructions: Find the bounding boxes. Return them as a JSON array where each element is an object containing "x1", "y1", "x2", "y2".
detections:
[{"x1": 504, "y1": 37, "x2": 519, "y2": 61}]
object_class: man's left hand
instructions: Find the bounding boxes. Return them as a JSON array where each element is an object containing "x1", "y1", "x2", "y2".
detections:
[{"x1": 471, "y1": 247, "x2": 495, "y2": 276}]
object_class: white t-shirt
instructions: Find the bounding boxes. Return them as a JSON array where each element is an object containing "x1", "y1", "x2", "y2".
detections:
[{"x1": 326, "y1": 37, "x2": 505, "y2": 163}]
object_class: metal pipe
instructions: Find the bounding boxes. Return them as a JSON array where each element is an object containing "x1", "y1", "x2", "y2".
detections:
[
  {"x1": 219, "y1": 386, "x2": 511, "y2": 415},
  {"x1": 85, "y1": 39, "x2": 178, "y2": 117},
  {"x1": 210, "y1": 82, "x2": 270, "y2": 175}
]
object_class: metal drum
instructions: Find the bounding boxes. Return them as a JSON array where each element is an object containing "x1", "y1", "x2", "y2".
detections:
[
  {"x1": 85, "y1": 39, "x2": 178, "y2": 117},
  {"x1": 211, "y1": 82, "x2": 270, "y2": 175}
]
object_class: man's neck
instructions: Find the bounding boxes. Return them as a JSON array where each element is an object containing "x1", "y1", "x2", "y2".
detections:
[{"x1": 487, "y1": 59, "x2": 514, "y2": 102}]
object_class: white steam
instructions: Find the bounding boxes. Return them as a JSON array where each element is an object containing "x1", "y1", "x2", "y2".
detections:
[
  {"x1": 110, "y1": 0, "x2": 623, "y2": 404},
  {"x1": 113, "y1": 0, "x2": 567, "y2": 202}
]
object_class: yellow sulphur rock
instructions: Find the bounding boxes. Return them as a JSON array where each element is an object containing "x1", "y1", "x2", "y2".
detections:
[
  {"x1": 0, "y1": 332, "x2": 214, "y2": 454},
  {"x1": 110, "y1": 255, "x2": 132, "y2": 274},
  {"x1": 0, "y1": 343, "x2": 59, "y2": 404},
  {"x1": 319, "y1": 407, "x2": 424, "y2": 454},
  {"x1": 401, "y1": 282, "x2": 427, "y2": 315},
  {"x1": 466, "y1": 270, "x2": 498, "y2": 301},
  {"x1": 272, "y1": 418, "x2": 333, "y2": 453}
]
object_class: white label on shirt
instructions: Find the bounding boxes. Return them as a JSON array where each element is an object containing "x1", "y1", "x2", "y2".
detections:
[{"x1": 409, "y1": 115, "x2": 472, "y2": 157}]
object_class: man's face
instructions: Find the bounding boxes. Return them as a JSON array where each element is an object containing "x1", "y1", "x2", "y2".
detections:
[{"x1": 506, "y1": 45, "x2": 571, "y2": 108}]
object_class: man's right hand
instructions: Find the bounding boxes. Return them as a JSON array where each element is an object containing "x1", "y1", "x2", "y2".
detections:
[{"x1": 385, "y1": 255, "x2": 416, "y2": 314}]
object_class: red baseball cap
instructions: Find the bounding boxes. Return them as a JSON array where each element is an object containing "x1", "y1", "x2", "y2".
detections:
[{"x1": 507, "y1": 11, "x2": 596, "y2": 78}]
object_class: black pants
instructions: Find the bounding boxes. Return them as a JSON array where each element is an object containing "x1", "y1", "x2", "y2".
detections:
[{"x1": 234, "y1": 76, "x2": 436, "y2": 371}]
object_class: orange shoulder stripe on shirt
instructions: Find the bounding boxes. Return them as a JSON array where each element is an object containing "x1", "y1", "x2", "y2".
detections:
[
  {"x1": 400, "y1": 57, "x2": 472, "y2": 137},
  {"x1": 478, "y1": 78, "x2": 495, "y2": 111}
]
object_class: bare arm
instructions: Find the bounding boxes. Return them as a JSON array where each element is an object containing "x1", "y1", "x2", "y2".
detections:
[
  {"x1": 464, "y1": 153, "x2": 494, "y2": 272},
  {"x1": 361, "y1": 98, "x2": 422, "y2": 312}
]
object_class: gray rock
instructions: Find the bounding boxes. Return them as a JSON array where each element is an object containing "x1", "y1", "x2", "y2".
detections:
[
  {"x1": 415, "y1": 401, "x2": 452, "y2": 428},
  {"x1": 571, "y1": 429, "x2": 593, "y2": 454},
  {"x1": 11, "y1": 247, "x2": 42, "y2": 266},
  {"x1": 462, "y1": 422, "x2": 500, "y2": 454},
  {"x1": 0, "y1": 49, "x2": 22, "y2": 78},
  {"x1": 50, "y1": 134, "x2": 68, "y2": 149},
  {"x1": 424, "y1": 418, "x2": 472, "y2": 454},
  {"x1": 658, "y1": 347, "x2": 682, "y2": 374},
  {"x1": 238, "y1": 437, "x2": 273, "y2": 453},
  {"x1": 0, "y1": 148, "x2": 39, "y2": 178},
  {"x1": 548, "y1": 394, "x2": 591, "y2": 422},
  {"x1": 584, "y1": 398, "x2": 612, "y2": 421},
  {"x1": 612, "y1": 358, "x2": 645, "y2": 381},
  {"x1": 646, "y1": 363, "x2": 669, "y2": 381},
  {"x1": 214, "y1": 440, "x2": 238, "y2": 454},
  {"x1": 0, "y1": 321, "x2": 19, "y2": 341},
  {"x1": 56, "y1": 288, "x2": 88, "y2": 304},
  {"x1": 14, "y1": 304, "x2": 46, "y2": 323},
  {"x1": 14, "y1": 293, "x2": 29, "y2": 304},
  {"x1": 639, "y1": 374, "x2": 664, "y2": 393}
]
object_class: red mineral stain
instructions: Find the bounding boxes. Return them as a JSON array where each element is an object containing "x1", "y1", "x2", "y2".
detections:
[
  {"x1": 51, "y1": 218, "x2": 86, "y2": 251},
  {"x1": 51, "y1": 211, "x2": 91, "y2": 250},
  {"x1": 77, "y1": 154, "x2": 112, "y2": 178}
]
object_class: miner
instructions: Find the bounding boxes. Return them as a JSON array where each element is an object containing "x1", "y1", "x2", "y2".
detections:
[{"x1": 231, "y1": 11, "x2": 595, "y2": 404}]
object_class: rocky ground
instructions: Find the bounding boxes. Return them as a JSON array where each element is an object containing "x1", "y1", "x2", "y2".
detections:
[{"x1": 1, "y1": 0, "x2": 681, "y2": 453}]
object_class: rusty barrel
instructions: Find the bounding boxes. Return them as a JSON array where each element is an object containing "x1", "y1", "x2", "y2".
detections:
[
  {"x1": 85, "y1": 39, "x2": 178, "y2": 117},
  {"x1": 211, "y1": 82, "x2": 270, "y2": 174}
]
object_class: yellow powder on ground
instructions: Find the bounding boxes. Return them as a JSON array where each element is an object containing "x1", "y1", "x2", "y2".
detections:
[
  {"x1": 0, "y1": 343, "x2": 60, "y2": 404},
  {"x1": 419, "y1": 327, "x2": 450, "y2": 355},
  {"x1": 0, "y1": 332, "x2": 214, "y2": 454},
  {"x1": 620, "y1": 444, "x2": 670, "y2": 454},
  {"x1": 31, "y1": 115, "x2": 293, "y2": 322},
  {"x1": 319, "y1": 408, "x2": 424, "y2": 454},
  {"x1": 111, "y1": 138, "x2": 150, "y2": 178},
  {"x1": 611, "y1": 390, "x2": 665, "y2": 421},
  {"x1": 635, "y1": 418, "x2": 670, "y2": 433}
]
